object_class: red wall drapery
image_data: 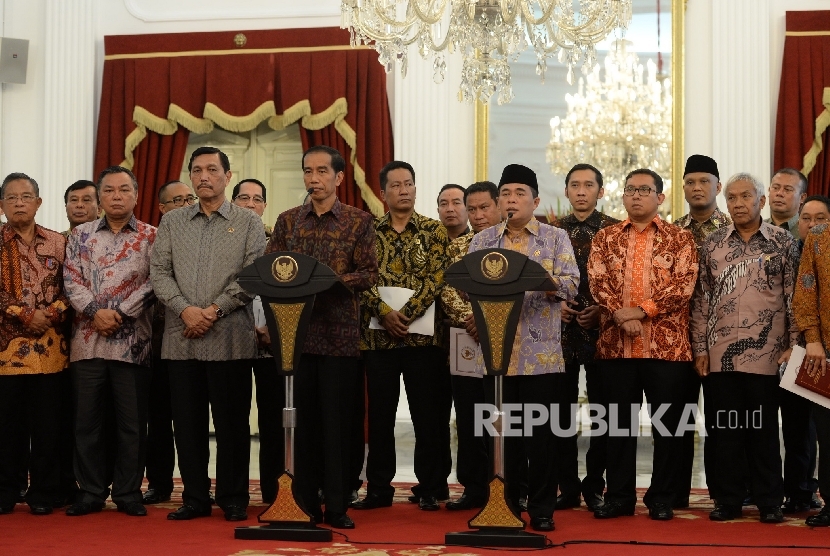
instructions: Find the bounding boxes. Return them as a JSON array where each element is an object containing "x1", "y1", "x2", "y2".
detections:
[
  {"x1": 774, "y1": 11, "x2": 830, "y2": 195},
  {"x1": 94, "y1": 28, "x2": 393, "y2": 225}
]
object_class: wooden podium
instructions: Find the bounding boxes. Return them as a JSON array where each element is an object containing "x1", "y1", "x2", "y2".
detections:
[
  {"x1": 234, "y1": 252, "x2": 349, "y2": 542},
  {"x1": 443, "y1": 248, "x2": 555, "y2": 549}
]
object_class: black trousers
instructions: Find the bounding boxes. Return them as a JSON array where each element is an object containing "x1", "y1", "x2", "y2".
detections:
[
  {"x1": 348, "y1": 363, "x2": 366, "y2": 492},
  {"x1": 483, "y1": 373, "x2": 561, "y2": 520},
  {"x1": 145, "y1": 357, "x2": 175, "y2": 495},
  {"x1": 674, "y1": 371, "x2": 701, "y2": 504},
  {"x1": 704, "y1": 372, "x2": 783, "y2": 507},
  {"x1": 294, "y1": 354, "x2": 360, "y2": 515},
  {"x1": 0, "y1": 373, "x2": 64, "y2": 508},
  {"x1": 451, "y1": 373, "x2": 488, "y2": 501},
  {"x1": 812, "y1": 402, "x2": 830, "y2": 502},
  {"x1": 599, "y1": 358, "x2": 693, "y2": 507},
  {"x1": 557, "y1": 362, "x2": 582, "y2": 499},
  {"x1": 72, "y1": 359, "x2": 150, "y2": 505},
  {"x1": 252, "y1": 357, "x2": 285, "y2": 504},
  {"x1": 168, "y1": 359, "x2": 252, "y2": 511},
  {"x1": 780, "y1": 388, "x2": 814, "y2": 503},
  {"x1": 363, "y1": 346, "x2": 450, "y2": 500},
  {"x1": 581, "y1": 362, "x2": 607, "y2": 498}
]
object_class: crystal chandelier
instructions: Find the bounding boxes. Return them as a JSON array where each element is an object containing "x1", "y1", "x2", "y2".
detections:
[
  {"x1": 340, "y1": 1, "x2": 633, "y2": 105},
  {"x1": 546, "y1": 39, "x2": 672, "y2": 219}
]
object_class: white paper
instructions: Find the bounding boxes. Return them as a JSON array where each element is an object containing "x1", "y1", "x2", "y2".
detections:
[
  {"x1": 368, "y1": 286, "x2": 435, "y2": 336},
  {"x1": 780, "y1": 345, "x2": 830, "y2": 410},
  {"x1": 449, "y1": 327, "x2": 481, "y2": 378}
]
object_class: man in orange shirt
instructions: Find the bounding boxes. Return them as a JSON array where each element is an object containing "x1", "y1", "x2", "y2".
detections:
[{"x1": 587, "y1": 169, "x2": 698, "y2": 521}]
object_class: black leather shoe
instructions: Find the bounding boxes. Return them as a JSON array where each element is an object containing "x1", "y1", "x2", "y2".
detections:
[
  {"x1": 0, "y1": 504, "x2": 14, "y2": 515},
  {"x1": 351, "y1": 494, "x2": 393, "y2": 510},
  {"x1": 223, "y1": 505, "x2": 248, "y2": 521},
  {"x1": 781, "y1": 497, "x2": 810, "y2": 514},
  {"x1": 324, "y1": 511, "x2": 355, "y2": 529},
  {"x1": 29, "y1": 503, "x2": 53, "y2": 516},
  {"x1": 648, "y1": 502, "x2": 673, "y2": 521},
  {"x1": 518, "y1": 496, "x2": 528, "y2": 512},
  {"x1": 65, "y1": 501, "x2": 104, "y2": 516},
  {"x1": 407, "y1": 495, "x2": 420, "y2": 503},
  {"x1": 594, "y1": 501, "x2": 635, "y2": 518},
  {"x1": 419, "y1": 495, "x2": 440, "y2": 511},
  {"x1": 142, "y1": 489, "x2": 172, "y2": 505},
  {"x1": 811, "y1": 493, "x2": 824, "y2": 509},
  {"x1": 555, "y1": 493, "x2": 581, "y2": 510},
  {"x1": 530, "y1": 516, "x2": 555, "y2": 531},
  {"x1": 709, "y1": 504, "x2": 741, "y2": 521},
  {"x1": 806, "y1": 506, "x2": 830, "y2": 527},
  {"x1": 759, "y1": 506, "x2": 784, "y2": 523},
  {"x1": 116, "y1": 502, "x2": 147, "y2": 516},
  {"x1": 446, "y1": 494, "x2": 485, "y2": 511},
  {"x1": 582, "y1": 492, "x2": 604, "y2": 511},
  {"x1": 167, "y1": 504, "x2": 211, "y2": 520}
]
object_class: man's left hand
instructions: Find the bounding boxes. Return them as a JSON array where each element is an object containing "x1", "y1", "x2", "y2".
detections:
[
  {"x1": 613, "y1": 306, "x2": 646, "y2": 326},
  {"x1": 576, "y1": 305, "x2": 601, "y2": 329}
]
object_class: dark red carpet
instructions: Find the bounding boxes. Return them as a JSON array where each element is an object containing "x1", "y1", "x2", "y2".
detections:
[{"x1": 2, "y1": 484, "x2": 829, "y2": 555}]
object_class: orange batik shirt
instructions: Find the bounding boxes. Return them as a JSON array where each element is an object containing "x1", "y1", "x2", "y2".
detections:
[{"x1": 587, "y1": 215, "x2": 698, "y2": 361}]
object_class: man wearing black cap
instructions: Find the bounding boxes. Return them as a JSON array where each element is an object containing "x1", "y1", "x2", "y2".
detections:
[
  {"x1": 467, "y1": 164, "x2": 579, "y2": 532},
  {"x1": 672, "y1": 154, "x2": 731, "y2": 509}
]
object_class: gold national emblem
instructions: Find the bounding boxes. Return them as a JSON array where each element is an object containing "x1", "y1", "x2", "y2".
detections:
[
  {"x1": 272, "y1": 255, "x2": 299, "y2": 283},
  {"x1": 461, "y1": 346, "x2": 475, "y2": 360},
  {"x1": 481, "y1": 252, "x2": 509, "y2": 281}
]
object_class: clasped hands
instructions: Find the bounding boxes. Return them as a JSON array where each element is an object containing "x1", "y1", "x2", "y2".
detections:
[
  {"x1": 26, "y1": 309, "x2": 52, "y2": 336},
  {"x1": 180, "y1": 305, "x2": 219, "y2": 339},
  {"x1": 381, "y1": 309, "x2": 410, "y2": 339},
  {"x1": 92, "y1": 309, "x2": 121, "y2": 337},
  {"x1": 612, "y1": 306, "x2": 646, "y2": 338},
  {"x1": 560, "y1": 301, "x2": 601, "y2": 329}
]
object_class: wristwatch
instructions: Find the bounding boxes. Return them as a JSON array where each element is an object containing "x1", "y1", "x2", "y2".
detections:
[{"x1": 214, "y1": 306, "x2": 226, "y2": 319}]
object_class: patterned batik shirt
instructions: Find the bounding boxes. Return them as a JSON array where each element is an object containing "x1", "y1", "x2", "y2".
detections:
[
  {"x1": 150, "y1": 201, "x2": 265, "y2": 361},
  {"x1": 268, "y1": 198, "x2": 378, "y2": 358},
  {"x1": 555, "y1": 210, "x2": 620, "y2": 364},
  {"x1": 64, "y1": 216, "x2": 156, "y2": 367},
  {"x1": 690, "y1": 220, "x2": 800, "y2": 375},
  {"x1": 674, "y1": 208, "x2": 732, "y2": 250},
  {"x1": 360, "y1": 212, "x2": 449, "y2": 350},
  {"x1": 0, "y1": 224, "x2": 69, "y2": 375},
  {"x1": 589, "y1": 215, "x2": 698, "y2": 362},
  {"x1": 794, "y1": 223, "x2": 830, "y2": 349},
  {"x1": 440, "y1": 230, "x2": 475, "y2": 328},
  {"x1": 468, "y1": 218, "x2": 579, "y2": 376}
]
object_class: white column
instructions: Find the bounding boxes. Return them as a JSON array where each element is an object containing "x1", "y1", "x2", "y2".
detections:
[
  {"x1": 711, "y1": 0, "x2": 771, "y2": 183},
  {"x1": 40, "y1": 0, "x2": 95, "y2": 231},
  {"x1": 391, "y1": 51, "x2": 474, "y2": 219}
]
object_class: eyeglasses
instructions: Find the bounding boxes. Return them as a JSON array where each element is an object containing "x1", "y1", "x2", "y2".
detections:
[
  {"x1": 234, "y1": 194, "x2": 265, "y2": 204},
  {"x1": 3, "y1": 194, "x2": 38, "y2": 203},
  {"x1": 162, "y1": 195, "x2": 197, "y2": 206},
  {"x1": 799, "y1": 214, "x2": 829, "y2": 225},
  {"x1": 623, "y1": 186, "x2": 656, "y2": 197}
]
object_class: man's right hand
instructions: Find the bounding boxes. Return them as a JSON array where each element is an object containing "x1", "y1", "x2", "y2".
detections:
[
  {"x1": 464, "y1": 313, "x2": 479, "y2": 343},
  {"x1": 26, "y1": 309, "x2": 51, "y2": 336},
  {"x1": 804, "y1": 342, "x2": 828, "y2": 377},
  {"x1": 693, "y1": 354, "x2": 710, "y2": 378},
  {"x1": 381, "y1": 310, "x2": 410, "y2": 339},
  {"x1": 93, "y1": 309, "x2": 122, "y2": 337},
  {"x1": 181, "y1": 306, "x2": 214, "y2": 338}
]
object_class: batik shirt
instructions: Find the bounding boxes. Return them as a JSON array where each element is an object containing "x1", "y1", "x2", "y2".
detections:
[
  {"x1": 440, "y1": 230, "x2": 475, "y2": 328},
  {"x1": 794, "y1": 223, "x2": 830, "y2": 349},
  {"x1": 64, "y1": 216, "x2": 156, "y2": 367},
  {"x1": 360, "y1": 212, "x2": 449, "y2": 350},
  {"x1": 589, "y1": 215, "x2": 698, "y2": 361},
  {"x1": 0, "y1": 225, "x2": 69, "y2": 375},
  {"x1": 690, "y1": 221, "x2": 800, "y2": 375},
  {"x1": 468, "y1": 218, "x2": 579, "y2": 376},
  {"x1": 268, "y1": 198, "x2": 378, "y2": 358},
  {"x1": 555, "y1": 210, "x2": 620, "y2": 364},
  {"x1": 674, "y1": 208, "x2": 732, "y2": 250}
]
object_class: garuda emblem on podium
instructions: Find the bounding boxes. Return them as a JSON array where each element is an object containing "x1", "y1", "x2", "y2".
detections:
[
  {"x1": 272, "y1": 255, "x2": 299, "y2": 283},
  {"x1": 481, "y1": 252, "x2": 509, "y2": 281}
]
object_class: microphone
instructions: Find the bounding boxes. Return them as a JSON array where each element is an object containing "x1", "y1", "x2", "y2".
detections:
[{"x1": 499, "y1": 212, "x2": 513, "y2": 249}]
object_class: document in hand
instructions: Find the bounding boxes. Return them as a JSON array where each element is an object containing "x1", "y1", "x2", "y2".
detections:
[
  {"x1": 781, "y1": 345, "x2": 830, "y2": 409},
  {"x1": 368, "y1": 286, "x2": 436, "y2": 336}
]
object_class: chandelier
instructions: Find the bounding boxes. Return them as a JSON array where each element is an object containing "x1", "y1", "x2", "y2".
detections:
[
  {"x1": 340, "y1": 1, "x2": 633, "y2": 105},
  {"x1": 546, "y1": 39, "x2": 672, "y2": 219}
]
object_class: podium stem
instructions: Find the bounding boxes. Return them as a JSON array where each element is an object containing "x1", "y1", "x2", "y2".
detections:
[
  {"x1": 283, "y1": 375, "x2": 296, "y2": 475},
  {"x1": 493, "y1": 374, "x2": 504, "y2": 478}
]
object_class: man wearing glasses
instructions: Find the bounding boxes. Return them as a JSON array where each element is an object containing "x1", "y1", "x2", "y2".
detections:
[
  {"x1": 151, "y1": 147, "x2": 266, "y2": 522},
  {"x1": 587, "y1": 169, "x2": 698, "y2": 521},
  {"x1": 142, "y1": 180, "x2": 196, "y2": 506},
  {"x1": 231, "y1": 179, "x2": 270, "y2": 236}
]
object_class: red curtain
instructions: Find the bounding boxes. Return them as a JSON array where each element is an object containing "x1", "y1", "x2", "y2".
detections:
[
  {"x1": 774, "y1": 11, "x2": 830, "y2": 195},
  {"x1": 94, "y1": 27, "x2": 394, "y2": 224}
]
